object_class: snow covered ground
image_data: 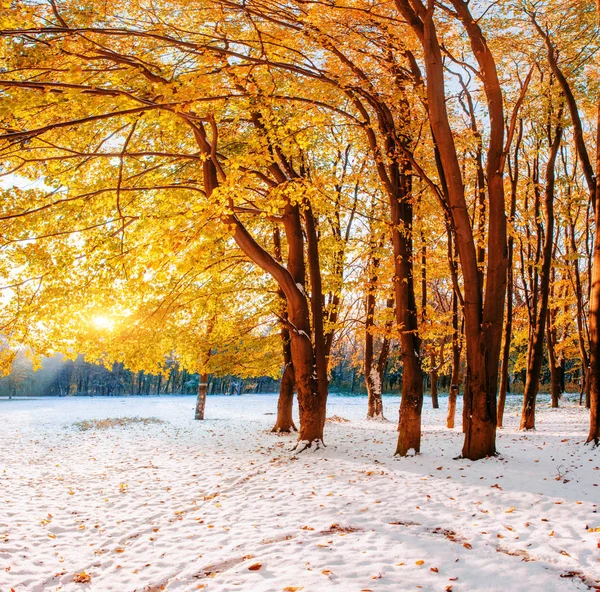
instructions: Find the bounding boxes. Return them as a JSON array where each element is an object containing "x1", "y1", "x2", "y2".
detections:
[{"x1": 0, "y1": 393, "x2": 599, "y2": 591}]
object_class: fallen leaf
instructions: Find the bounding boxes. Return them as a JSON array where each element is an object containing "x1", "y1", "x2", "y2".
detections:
[
  {"x1": 415, "y1": 560, "x2": 425, "y2": 566},
  {"x1": 248, "y1": 563, "x2": 262, "y2": 571},
  {"x1": 73, "y1": 572, "x2": 91, "y2": 583}
]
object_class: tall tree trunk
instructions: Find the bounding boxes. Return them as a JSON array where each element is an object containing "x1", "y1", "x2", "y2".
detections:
[
  {"x1": 529, "y1": 2, "x2": 599, "y2": 443},
  {"x1": 547, "y1": 315, "x2": 560, "y2": 408},
  {"x1": 587, "y1": 54, "x2": 600, "y2": 444},
  {"x1": 194, "y1": 370, "x2": 210, "y2": 420},
  {"x1": 498, "y1": 119, "x2": 523, "y2": 427},
  {"x1": 547, "y1": 250, "x2": 560, "y2": 409},
  {"x1": 430, "y1": 351, "x2": 439, "y2": 409},
  {"x1": 393, "y1": 166, "x2": 423, "y2": 456},
  {"x1": 364, "y1": 245, "x2": 388, "y2": 420},
  {"x1": 396, "y1": 0, "x2": 508, "y2": 459},
  {"x1": 272, "y1": 226, "x2": 297, "y2": 432},
  {"x1": 447, "y1": 284, "x2": 461, "y2": 429},
  {"x1": 568, "y1": 219, "x2": 590, "y2": 407},
  {"x1": 521, "y1": 114, "x2": 563, "y2": 430}
]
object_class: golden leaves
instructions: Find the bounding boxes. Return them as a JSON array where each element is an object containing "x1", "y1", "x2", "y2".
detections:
[{"x1": 73, "y1": 572, "x2": 91, "y2": 583}]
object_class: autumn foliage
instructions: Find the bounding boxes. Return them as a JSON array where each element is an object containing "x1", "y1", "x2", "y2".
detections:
[{"x1": 0, "y1": 0, "x2": 599, "y2": 454}]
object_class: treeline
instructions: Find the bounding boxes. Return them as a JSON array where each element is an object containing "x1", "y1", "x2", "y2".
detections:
[
  {"x1": 1, "y1": 348, "x2": 582, "y2": 400},
  {"x1": 0, "y1": 352, "x2": 279, "y2": 398}
]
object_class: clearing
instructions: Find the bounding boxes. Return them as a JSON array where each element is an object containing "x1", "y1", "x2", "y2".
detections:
[{"x1": 0, "y1": 394, "x2": 599, "y2": 591}]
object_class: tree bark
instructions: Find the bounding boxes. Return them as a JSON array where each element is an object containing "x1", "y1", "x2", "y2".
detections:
[
  {"x1": 273, "y1": 362, "x2": 297, "y2": 432},
  {"x1": 520, "y1": 114, "x2": 563, "y2": 430},
  {"x1": 498, "y1": 120, "x2": 523, "y2": 427},
  {"x1": 587, "y1": 62, "x2": 600, "y2": 444},
  {"x1": 194, "y1": 370, "x2": 209, "y2": 420},
  {"x1": 393, "y1": 166, "x2": 423, "y2": 456},
  {"x1": 447, "y1": 281, "x2": 461, "y2": 429},
  {"x1": 396, "y1": 0, "x2": 507, "y2": 459},
  {"x1": 547, "y1": 314, "x2": 560, "y2": 408},
  {"x1": 272, "y1": 226, "x2": 298, "y2": 432},
  {"x1": 364, "y1": 245, "x2": 389, "y2": 420},
  {"x1": 430, "y1": 351, "x2": 439, "y2": 409}
]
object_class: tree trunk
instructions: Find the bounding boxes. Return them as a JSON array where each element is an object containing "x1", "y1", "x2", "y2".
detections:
[
  {"x1": 521, "y1": 114, "x2": 563, "y2": 430},
  {"x1": 272, "y1": 227, "x2": 298, "y2": 432},
  {"x1": 396, "y1": 0, "x2": 507, "y2": 459},
  {"x1": 194, "y1": 371, "x2": 209, "y2": 420},
  {"x1": 447, "y1": 286, "x2": 461, "y2": 429},
  {"x1": 547, "y1": 315, "x2": 560, "y2": 408},
  {"x1": 366, "y1": 371, "x2": 384, "y2": 419},
  {"x1": 430, "y1": 353, "x2": 439, "y2": 409},
  {"x1": 364, "y1": 242, "x2": 390, "y2": 421},
  {"x1": 273, "y1": 363, "x2": 297, "y2": 432},
  {"x1": 498, "y1": 119, "x2": 522, "y2": 427},
  {"x1": 393, "y1": 167, "x2": 423, "y2": 456},
  {"x1": 192, "y1": 119, "x2": 328, "y2": 448},
  {"x1": 587, "y1": 86, "x2": 600, "y2": 444},
  {"x1": 568, "y1": 219, "x2": 590, "y2": 408}
]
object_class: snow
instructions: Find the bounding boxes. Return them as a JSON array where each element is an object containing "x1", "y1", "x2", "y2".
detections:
[{"x1": 0, "y1": 393, "x2": 599, "y2": 591}]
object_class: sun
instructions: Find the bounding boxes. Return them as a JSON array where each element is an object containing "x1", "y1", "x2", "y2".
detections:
[{"x1": 91, "y1": 314, "x2": 115, "y2": 331}]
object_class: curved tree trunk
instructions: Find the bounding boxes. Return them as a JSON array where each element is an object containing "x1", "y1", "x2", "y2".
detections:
[{"x1": 193, "y1": 120, "x2": 327, "y2": 448}]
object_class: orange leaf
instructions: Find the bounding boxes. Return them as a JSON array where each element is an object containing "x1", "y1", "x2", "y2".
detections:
[
  {"x1": 73, "y1": 572, "x2": 91, "y2": 583},
  {"x1": 248, "y1": 563, "x2": 262, "y2": 571}
]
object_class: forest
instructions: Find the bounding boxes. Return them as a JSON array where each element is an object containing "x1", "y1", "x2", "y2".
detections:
[
  {"x1": 1, "y1": 0, "x2": 599, "y2": 459},
  {"x1": 1, "y1": 0, "x2": 600, "y2": 589}
]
